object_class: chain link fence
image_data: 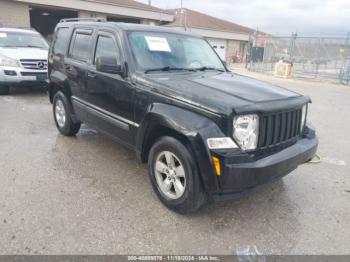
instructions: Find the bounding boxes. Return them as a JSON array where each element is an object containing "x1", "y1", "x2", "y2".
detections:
[{"x1": 246, "y1": 33, "x2": 350, "y2": 84}]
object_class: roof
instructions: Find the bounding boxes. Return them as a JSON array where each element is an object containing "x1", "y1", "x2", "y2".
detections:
[
  {"x1": 166, "y1": 8, "x2": 254, "y2": 34},
  {"x1": 57, "y1": 21, "x2": 201, "y2": 37},
  {"x1": 87, "y1": 0, "x2": 172, "y2": 14},
  {"x1": 113, "y1": 22, "x2": 200, "y2": 36}
]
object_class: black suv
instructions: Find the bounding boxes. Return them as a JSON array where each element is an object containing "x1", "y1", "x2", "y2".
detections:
[{"x1": 48, "y1": 19, "x2": 318, "y2": 213}]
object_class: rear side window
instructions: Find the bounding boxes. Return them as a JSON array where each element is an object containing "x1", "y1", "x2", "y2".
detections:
[
  {"x1": 52, "y1": 28, "x2": 70, "y2": 55},
  {"x1": 69, "y1": 30, "x2": 92, "y2": 62}
]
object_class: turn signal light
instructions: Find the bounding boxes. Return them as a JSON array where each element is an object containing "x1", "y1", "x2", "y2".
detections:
[{"x1": 212, "y1": 156, "x2": 221, "y2": 176}]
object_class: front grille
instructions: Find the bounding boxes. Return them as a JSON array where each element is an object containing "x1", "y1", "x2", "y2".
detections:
[
  {"x1": 258, "y1": 108, "x2": 303, "y2": 148},
  {"x1": 21, "y1": 72, "x2": 47, "y2": 77},
  {"x1": 20, "y1": 59, "x2": 47, "y2": 70}
]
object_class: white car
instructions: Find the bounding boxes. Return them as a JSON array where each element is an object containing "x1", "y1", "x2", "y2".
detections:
[{"x1": 0, "y1": 28, "x2": 49, "y2": 95}]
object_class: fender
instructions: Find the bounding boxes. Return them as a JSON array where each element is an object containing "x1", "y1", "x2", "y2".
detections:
[
  {"x1": 48, "y1": 69, "x2": 72, "y2": 103},
  {"x1": 136, "y1": 103, "x2": 227, "y2": 194},
  {"x1": 48, "y1": 70, "x2": 81, "y2": 123}
]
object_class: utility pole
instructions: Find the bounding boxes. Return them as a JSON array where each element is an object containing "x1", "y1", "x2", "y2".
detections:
[{"x1": 148, "y1": 0, "x2": 151, "y2": 5}]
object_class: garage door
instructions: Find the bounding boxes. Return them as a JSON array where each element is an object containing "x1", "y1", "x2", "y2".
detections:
[{"x1": 208, "y1": 38, "x2": 227, "y2": 61}]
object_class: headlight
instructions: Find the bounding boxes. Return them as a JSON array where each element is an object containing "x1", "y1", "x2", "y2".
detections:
[
  {"x1": 233, "y1": 114, "x2": 259, "y2": 150},
  {"x1": 0, "y1": 54, "x2": 19, "y2": 67},
  {"x1": 301, "y1": 104, "x2": 308, "y2": 132}
]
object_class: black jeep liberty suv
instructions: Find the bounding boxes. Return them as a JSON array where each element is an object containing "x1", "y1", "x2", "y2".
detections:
[{"x1": 48, "y1": 18, "x2": 318, "y2": 213}]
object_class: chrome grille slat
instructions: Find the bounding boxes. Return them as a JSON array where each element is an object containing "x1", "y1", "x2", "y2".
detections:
[{"x1": 20, "y1": 59, "x2": 48, "y2": 70}]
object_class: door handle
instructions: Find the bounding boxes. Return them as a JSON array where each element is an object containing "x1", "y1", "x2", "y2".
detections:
[{"x1": 87, "y1": 72, "x2": 97, "y2": 79}]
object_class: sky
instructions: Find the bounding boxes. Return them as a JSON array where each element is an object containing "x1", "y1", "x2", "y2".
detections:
[{"x1": 136, "y1": 0, "x2": 350, "y2": 37}]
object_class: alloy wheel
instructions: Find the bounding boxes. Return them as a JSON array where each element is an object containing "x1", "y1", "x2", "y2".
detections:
[
  {"x1": 55, "y1": 99, "x2": 66, "y2": 128},
  {"x1": 154, "y1": 151, "x2": 186, "y2": 200}
]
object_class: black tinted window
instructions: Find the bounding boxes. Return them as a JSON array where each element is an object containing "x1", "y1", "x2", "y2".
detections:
[
  {"x1": 94, "y1": 36, "x2": 120, "y2": 64},
  {"x1": 70, "y1": 32, "x2": 92, "y2": 62},
  {"x1": 52, "y1": 28, "x2": 69, "y2": 55}
]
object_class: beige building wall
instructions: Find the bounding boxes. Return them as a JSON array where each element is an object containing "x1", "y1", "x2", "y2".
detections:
[
  {"x1": 226, "y1": 40, "x2": 248, "y2": 64},
  {"x1": 226, "y1": 40, "x2": 240, "y2": 64},
  {"x1": 79, "y1": 10, "x2": 107, "y2": 20},
  {"x1": 0, "y1": 0, "x2": 30, "y2": 27},
  {"x1": 141, "y1": 19, "x2": 159, "y2": 25}
]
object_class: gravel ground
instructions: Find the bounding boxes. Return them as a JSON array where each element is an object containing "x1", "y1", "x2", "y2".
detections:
[{"x1": 0, "y1": 74, "x2": 349, "y2": 255}]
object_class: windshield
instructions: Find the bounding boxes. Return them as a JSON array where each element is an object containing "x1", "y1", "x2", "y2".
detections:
[
  {"x1": 0, "y1": 31, "x2": 48, "y2": 49},
  {"x1": 128, "y1": 31, "x2": 225, "y2": 72}
]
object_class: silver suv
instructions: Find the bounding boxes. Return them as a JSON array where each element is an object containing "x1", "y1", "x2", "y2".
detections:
[{"x1": 0, "y1": 28, "x2": 49, "y2": 95}]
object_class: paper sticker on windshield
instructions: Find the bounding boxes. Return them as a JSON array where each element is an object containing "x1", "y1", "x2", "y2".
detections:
[
  {"x1": 145, "y1": 36, "x2": 171, "y2": 52},
  {"x1": 0, "y1": 33, "x2": 7, "y2": 38}
]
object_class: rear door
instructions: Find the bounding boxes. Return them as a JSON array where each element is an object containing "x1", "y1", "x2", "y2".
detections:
[{"x1": 65, "y1": 27, "x2": 94, "y2": 122}]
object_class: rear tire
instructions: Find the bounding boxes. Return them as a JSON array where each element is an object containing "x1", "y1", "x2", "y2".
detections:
[
  {"x1": 148, "y1": 136, "x2": 206, "y2": 213},
  {"x1": 0, "y1": 86, "x2": 10, "y2": 95},
  {"x1": 53, "y1": 91, "x2": 81, "y2": 136}
]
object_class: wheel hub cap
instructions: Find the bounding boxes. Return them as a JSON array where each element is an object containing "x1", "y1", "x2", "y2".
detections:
[
  {"x1": 154, "y1": 151, "x2": 186, "y2": 200},
  {"x1": 55, "y1": 99, "x2": 66, "y2": 128}
]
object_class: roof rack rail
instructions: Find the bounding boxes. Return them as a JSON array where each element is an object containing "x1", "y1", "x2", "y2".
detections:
[{"x1": 60, "y1": 17, "x2": 107, "y2": 23}]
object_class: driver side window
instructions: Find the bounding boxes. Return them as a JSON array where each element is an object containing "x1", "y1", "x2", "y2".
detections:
[{"x1": 94, "y1": 35, "x2": 121, "y2": 65}]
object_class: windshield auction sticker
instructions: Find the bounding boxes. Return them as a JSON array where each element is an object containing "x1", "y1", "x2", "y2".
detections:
[{"x1": 145, "y1": 36, "x2": 171, "y2": 52}]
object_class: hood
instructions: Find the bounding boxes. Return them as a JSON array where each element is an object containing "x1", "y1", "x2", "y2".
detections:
[
  {"x1": 141, "y1": 72, "x2": 304, "y2": 115},
  {"x1": 0, "y1": 47, "x2": 48, "y2": 60}
]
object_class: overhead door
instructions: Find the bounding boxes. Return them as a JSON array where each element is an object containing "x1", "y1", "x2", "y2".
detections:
[{"x1": 207, "y1": 38, "x2": 227, "y2": 61}]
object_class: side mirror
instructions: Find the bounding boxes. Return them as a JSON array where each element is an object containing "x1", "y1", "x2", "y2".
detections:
[{"x1": 96, "y1": 56, "x2": 123, "y2": 75}]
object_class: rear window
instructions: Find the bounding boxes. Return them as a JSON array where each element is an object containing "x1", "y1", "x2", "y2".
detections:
[
  {"x1": 69, "y1": 31, "x2": 92, "y2": 62},
  {"x1": 52, "y1": 27, "x2": 70, "y2": 55}
]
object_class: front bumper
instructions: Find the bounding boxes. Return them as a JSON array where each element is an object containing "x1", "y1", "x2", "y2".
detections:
[
  {"x1": 0, "y1": 67, "x2": 48, "y2": 86},
  {"x1": 211, "y1": 128, "x2": 318, "y2": 200}
]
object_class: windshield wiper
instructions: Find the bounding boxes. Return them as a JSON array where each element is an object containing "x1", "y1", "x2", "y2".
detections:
[
  {"x1": 18, "y1": 45, "x2": 44, "y2": 48},
  {"x1": 27, "y1": 45, "x2": 44, "y2": 48},
  {"x1": 194, "y1": 66, "x2": 225, "y2": 72},
  {"x1": 145, "y1": 66, "x2": 196, "y2": 74}
]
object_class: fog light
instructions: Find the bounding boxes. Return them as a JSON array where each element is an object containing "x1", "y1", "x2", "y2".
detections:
[
  {"x1": 212, "y1": 156, "x2": 221, "y2": 176},
  {"x1": 207, "y1": 137, "x2": 238, "y2": 150},
  {"x1": 4, "y1": 70, "x2": 17, "y2": 76}
]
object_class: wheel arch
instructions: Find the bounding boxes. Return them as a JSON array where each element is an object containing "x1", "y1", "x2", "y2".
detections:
[
  {"x1": 49, "y1": 80, "x2": 72, "y2": 104},
  {"x1": 136, "y1": 103, "x2": 224, "y2": 194}
]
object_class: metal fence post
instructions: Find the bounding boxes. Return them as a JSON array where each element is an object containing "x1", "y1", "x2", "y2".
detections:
[
  {"x1": 339, "y1": 32, "x2": 350, "y2": 83},
  {"x1": 315, "y1": 38, "x2": 322, "y2": 78}
]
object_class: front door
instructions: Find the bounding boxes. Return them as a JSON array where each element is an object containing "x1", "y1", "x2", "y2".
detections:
[{"x1": 85, "y1": 30, "x2": 135, "y2": 147}]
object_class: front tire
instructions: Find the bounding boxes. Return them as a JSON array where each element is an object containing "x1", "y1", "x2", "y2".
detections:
[
  {"x1": 148, "y1": 136, "x2": 206, "y2": 213},
  {"x1": 53, "y1": 91, "x2": 81, "y2": 136},
  {"x1": 0, "y1": 86, "x2": 10, "y2": 95}
]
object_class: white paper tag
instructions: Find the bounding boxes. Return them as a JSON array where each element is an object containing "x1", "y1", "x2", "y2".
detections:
[
  {"x1": 0, "y1": 33, "x2": 7, "y2": 38},
  {"x1": 145, "y1": 36, "x2": 171, "y2": 52}
]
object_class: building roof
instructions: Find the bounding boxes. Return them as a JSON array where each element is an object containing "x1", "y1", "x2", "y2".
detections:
[
  {"x1": 88, "y1": 0, "x2": 172, "y2": 14},
  {"x1": 166, "y1": 8, "x2": 254, "y2": 34}
]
